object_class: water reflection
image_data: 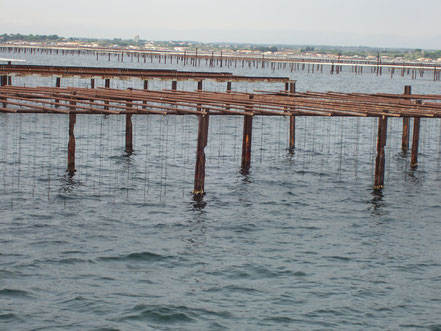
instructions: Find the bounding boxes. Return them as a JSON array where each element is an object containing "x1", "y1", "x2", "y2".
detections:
[
  {"x1": 370, "y1": 189, "x2": 386, "y2": 215},
  {"x1": 60, "y1": 173, "x2": 81, "y2": 193},
  {"x1": 192, "y1": 193, "x2": 207, "y2": 211}
]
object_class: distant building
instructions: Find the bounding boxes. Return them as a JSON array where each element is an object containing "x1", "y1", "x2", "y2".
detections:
[{"x1": 134, "y1": 35, "x2": 140, "y2": 43}]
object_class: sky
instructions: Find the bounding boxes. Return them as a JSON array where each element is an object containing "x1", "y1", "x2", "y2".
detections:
[{"x1": 1, "y1": 0, "x2": 440, "y2": 49}]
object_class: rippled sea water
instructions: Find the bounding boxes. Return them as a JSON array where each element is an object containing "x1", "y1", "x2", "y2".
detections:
[{"x1": 1, "y1": 51, "x2": 441, "y2": 330}]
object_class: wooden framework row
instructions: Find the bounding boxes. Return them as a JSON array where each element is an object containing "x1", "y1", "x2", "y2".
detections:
[
  {"x1": 0, "y1": 64, "x2": 291, "y2": 83},
  {"x1": 0, "y1": 75, "x2": 438, "y2": 193},
  {"x1": 2, "y1": 45, "x2": 440, "y2": 72}
]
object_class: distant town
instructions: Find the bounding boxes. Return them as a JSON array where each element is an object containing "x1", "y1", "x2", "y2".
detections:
[{"x1": 1, "y1": 33, "x2": 441, "y2": 64}]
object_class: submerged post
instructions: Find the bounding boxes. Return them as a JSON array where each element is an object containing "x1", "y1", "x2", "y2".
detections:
[
  {"x1": 1, "y1": 75, "x2": 7, "y2": 108},
  {"x1": 289, "y1": 81, "x2": 296, "y2": 152},
  {"x1": 104, "y1": 79, "x2": 111, "y2": 110},
  {"x1": 411, "y1": 109, "x2": 421, "y2": 169},
  {"x1": 402, "y1": 85, "x2": 411, "y2": 151},
  {"x1": 374, "y1": 115, "x2": 388, "y2": 189},
  {"x1": 241, "y1": 114, "x2": 253, "y2": 173},
  {"x1": 67, "y1": 112, "x2": 77, "y2": 175},
  {"x1": 54, "y1": 77, "x2": 61, "y2": 107},
  {"x1": 193, "y1": 112, "x2": 210, "y2": 195},
  {"x1": 143, "y1": 80, "x2": 148, "y2": 109},
  {"x1": 125, "y1": 113, "x2": 133, "y2": 154}
]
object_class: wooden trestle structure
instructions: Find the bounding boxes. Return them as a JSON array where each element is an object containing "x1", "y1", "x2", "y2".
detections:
[{"x1": 1, "y1": 69, "x2": 441, "y2": 193}]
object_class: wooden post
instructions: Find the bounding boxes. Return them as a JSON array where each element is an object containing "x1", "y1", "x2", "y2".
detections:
[
  {"x1": 104, "y1": 79, "x2": 110, "y2": 110},
  {"x1": 67, "y1": 112, "x2": 77, "y2": 175},
  {"x1": 227, "y1": 81, "x2": 232, "y2": 92},
  {"x1": 241, "y1": 115, "x2": 253, "y2": 173},
  {"x1": 172, "y1": 80, "x2": 177, "y2": 91},
  {"x1": 54, "y1": 77, "x2": 61, "y2": 107},
  {"x1": 193, "y1": 113, "x2": 209, "y2": 195},
  {"x1": 90, "y1": 78, "x2": 95, "y2": 89},
  {"x1": 1, "y1": 75, "x2": 7, "y2": 108},
  {"x1": 402, "y1": 85, "x2": 411, "y2": 151},
  {"x1": 143, "y1": 80, "x2": 148, "y2": 109},
  {"x1": 289, "y1": 81, "x2": 296, "y2": 152},
  {"x1": 125, "y1": 113, "x2": 133, "y2": 154},
  {"x1": 411, "y1": 104, "x2": 422, "y2": 169},
  {"x1": 374, "y1": 116, "x2": 388, "y2": 189},
  {"x1": 197, "y1": 80, "x2": 203, "y2": 91}
]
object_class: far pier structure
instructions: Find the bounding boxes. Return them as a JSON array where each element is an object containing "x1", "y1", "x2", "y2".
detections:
[{"x1": 1, "y1": 64, "x2": 440, "y2": 194}]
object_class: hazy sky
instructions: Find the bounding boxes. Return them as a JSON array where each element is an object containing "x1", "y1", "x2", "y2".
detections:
[{"x1": 1, "y1": 0, "x2": 440, "y2": 49}]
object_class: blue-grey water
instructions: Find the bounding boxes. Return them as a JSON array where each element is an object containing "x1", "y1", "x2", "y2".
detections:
[{"x1": 1, "y1": 50, "x2": 441, "y2": 330}]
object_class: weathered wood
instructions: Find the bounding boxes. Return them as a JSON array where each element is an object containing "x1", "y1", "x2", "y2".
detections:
[
  {"x1": 241, "y1": 115, "x2": 253, "y2": 173},
  {"x1": 193, "y1": 113, "x2": 209, "y2": 195},
  {"x1": 125, "y1": 113, "x2": 133, "y2": 154},
  {"x1": 374, "y1": 115, "x2": 388, "y2": 189},
  {"x1": 411, "y1": 115, "x2": 421, "y2": 169},
  {"x1": 0, "y1": 75, "x2": 7, "y2": 108},
  {"x1": 289, "y1": 82, "x2": 296, "y2": 151},
  {"x1": 289, "y1": 115, "x2": 296, "y2": 151},
  {"x1": 402, "y1": 86, "x2": 411, "y2": 151},
  {"x1": 67, "y1": 112, "x2": 77, "y2": 175}
]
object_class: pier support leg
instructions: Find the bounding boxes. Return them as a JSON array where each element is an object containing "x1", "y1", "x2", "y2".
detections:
[
  {"x1": 289, "y1": 115, "x2": 296, "y2": 151},
  {"x1": 67, "y1": 113, "x2": 76, "y2": 175},
  {"x1": 193, "y1": 114, "x2": 210, "y2": 195},
  {"x1": 104, "y1": 79, "x2": 110, "y2": 110},
  {"x1": 1, "y1": 75, "x2": 7, "y2": 108},
  {"x1": 143, "y1": 80, "x2": 148, "y2": 109},
  {"x1": 374, "y1": 116, "x2": 388, "y2": 189},
  {"x1": 241, "y1": 115, "x2": 253, "y2": 173},
  {"x1": 55, "y1": 77, "x2": 61, "y2": 107},
  {"x1": 125, "y1": 113, "x2": 133, "y2": 154},
  {"x1": 402, "y1": 118, "x2": 410, "y2": 151},
  {"x1": 402, "y1": 86, "x2": 411, "y2": 151},
  {"x1": 411, "y1": 117, "x2": 421, "y2": 169},
  {"x1": 288, "y1": 81, "x2": 296, "y2": 152}
]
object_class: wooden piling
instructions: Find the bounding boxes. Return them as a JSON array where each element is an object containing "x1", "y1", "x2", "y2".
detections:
[
  {"x1": 289, "y1": 82, "x2": 296, "y2": 151},
  {"x1": 411, "y1": 112, "x2": 421, "y2": 169},
  {"x1": 172, "y1": 80, "x2": 177, "y2": 91},
  {"x1": 54, "y1": 77, "x2": 61, "y2": 107},
  {"x1": 374, "y1": 115, "x2": 388, "y2": 189},
  {"x1": 104, "y1": 79, "x2": 110, "y2": 110},
  {"x1": 241, "y1": 114, "x2": 253, "y2": 173},
  {"x1": 143, "y1": 80, "x2": 148, "y2": 109},
  {"x1": 0, "y1": 75, "x2": 7, "y2": 108},
  {"x1": 125, "y1": 113, "x2": 133, "y2": 154},
  {"x1": 402, "y1": 86, "x2": 411, "y2": 151},
  {"x1": 193, "y1": 113, "x2": 209, "y2": 195},
  {"x1": 67, "y1": 112, "x2": 76, "y2": 175}
]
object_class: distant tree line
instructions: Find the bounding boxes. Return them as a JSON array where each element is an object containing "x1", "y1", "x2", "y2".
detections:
[{"x1": 0, "y1": 33, "x2": 61, "y2": 42}]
